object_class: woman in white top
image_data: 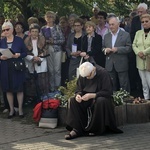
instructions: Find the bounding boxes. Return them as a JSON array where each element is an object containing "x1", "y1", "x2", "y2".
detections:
[{"x1": 24, "y1": 23, "x2": 49, "y2": 100}]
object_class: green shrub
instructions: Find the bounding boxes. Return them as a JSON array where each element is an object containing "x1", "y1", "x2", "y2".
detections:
[{"x1": 55, "y1": 78, "x2": 77, "y2": 106}]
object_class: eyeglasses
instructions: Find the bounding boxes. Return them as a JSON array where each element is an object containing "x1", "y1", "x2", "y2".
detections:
[
  {"x1": 74, "y1": 25, "x2": 81, "y2": 27},
  {"x1": 141, "y1": 20, "x2": 149, "y2": 23},
  {"x1": 2, "y1": 28, "x2": 10, "y2": 32}
]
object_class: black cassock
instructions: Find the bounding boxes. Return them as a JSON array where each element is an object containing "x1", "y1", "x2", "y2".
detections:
[{"x1": 66, "y1": 65, "x2": 123, "y2": 135}]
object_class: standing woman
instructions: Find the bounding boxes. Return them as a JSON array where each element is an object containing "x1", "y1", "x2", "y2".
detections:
[
  {"x1": 0, "y1": 21, "x2": 27, "y2": 118},
  {"x1": 41, "y1": 11, "x2": 65, "y2": 92},
  {"x1": 66, "y1": 18, "x2": 85, "y2": 80},
  {"x1": 132, "y1": 14, "x2": 150, "y2": 100},
  {"x1": 81, "y1": 21, "x2": 105, "y2": 67},
  {"x1": 14, "y1": 22, "x2": 28, "y2": 41},
  {"x1": 24, "y1": 23, "x2": 49, "y2": 99}
]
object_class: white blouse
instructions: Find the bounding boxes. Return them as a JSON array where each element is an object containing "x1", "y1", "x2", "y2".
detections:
[{"x1": 25, "y1": 39, "x2": 47, "y2": 74}]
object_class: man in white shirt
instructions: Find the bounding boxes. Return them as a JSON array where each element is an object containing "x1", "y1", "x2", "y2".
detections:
[{"x1": 103, "y1": 17, "x2": 132, "y2": 92}]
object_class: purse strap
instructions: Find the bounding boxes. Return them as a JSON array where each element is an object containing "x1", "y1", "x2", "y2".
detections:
[{"x1": 79, "y1": 57, "x2": 83, "y2": 67}]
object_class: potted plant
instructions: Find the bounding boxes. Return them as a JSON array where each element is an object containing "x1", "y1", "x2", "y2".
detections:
[
  {"x1": 54, "y1": 78, "x2": 78, "y2": 126},
  {"x1": 112, "y1": 88, "x2": 130, "y2": 106},
  {"x1": 54, "y1": 77, "x2": 77, "y2": 107},
  {"x1": 112, "y1": 89, "x2": 130, "y2": 126}
]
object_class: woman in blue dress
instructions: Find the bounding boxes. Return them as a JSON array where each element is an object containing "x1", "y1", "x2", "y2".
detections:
[{"x1": 0, "y1": 21, "x2": 27, "y2": 118}]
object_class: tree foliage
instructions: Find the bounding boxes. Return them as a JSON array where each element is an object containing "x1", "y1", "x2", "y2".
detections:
[{"x1": 0, "y1": 0, "x2": 149, "y2": 20}]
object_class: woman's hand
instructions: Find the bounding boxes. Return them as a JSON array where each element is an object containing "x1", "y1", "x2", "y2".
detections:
[
  {"x1": 84, "y1": 55, "x2": 89, "y2": 60},
  {"x1": 0, "y1": 55, "x2": 8, "y2": 60},
  {"x1": 80, "y1": 52, "x2": 86, "y2": 57},
  {"x1": 138, "y1": 52, "x2": 145, "y2": 59},
  {"x1": 71, "y1": 51, "x2": 81, "y2": 57},
  {"x1": 12, "y1": 53, "x2": 20, "y2": 58},
  {"x1": 46, "y1": 38, "x2": 54, "y2": 44},
  {"x1": 75, "y1": 94, "x2": 82, "y2": 103},
  {"x1": 33, "y1": 56, "x2": 41, "y2": 62}
]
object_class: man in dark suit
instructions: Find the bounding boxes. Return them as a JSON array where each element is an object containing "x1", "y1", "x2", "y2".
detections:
[
  {"x1": 103, "y1": 17, "x2": 132, "y2": 92},
  {"x1": 129, "y1": 3, "x2": 148, "y2": 97}
]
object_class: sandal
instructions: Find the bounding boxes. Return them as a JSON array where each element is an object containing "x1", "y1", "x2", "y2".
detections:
[{"x1": 65, "y1": 130, "x2": 78, "y2": 140}]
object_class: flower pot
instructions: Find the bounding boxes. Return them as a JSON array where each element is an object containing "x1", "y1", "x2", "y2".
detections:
[
  {"x1": 125, "y1": 100, "x2": 150, "y2": 123},
  {"x1": 115, "y1": 104, "x2": 127, "y2": 126}
]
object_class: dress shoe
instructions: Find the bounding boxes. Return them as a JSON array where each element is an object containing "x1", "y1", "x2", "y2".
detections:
[{"x1": 7, "y1": 111, "x2": 15, "y2": 119}]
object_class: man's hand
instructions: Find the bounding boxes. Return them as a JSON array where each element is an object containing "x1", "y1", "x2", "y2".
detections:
[
  {"x1": 75, "y1": 94, "x2": 82, "y2": 103},
  {"x1": 105, "y1": 48, "x2": 112, "y2": 54},
  {"x1": 81, "y1": 93, "x2": 96, "y2": 101},
  {"x1": 111, "y1": 47, "x2": 118, "y2": 53}
]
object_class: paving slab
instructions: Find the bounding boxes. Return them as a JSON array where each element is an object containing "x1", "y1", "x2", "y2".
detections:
[{"x1": 0, "y1": 118, "x2": 150, "y2": 150}]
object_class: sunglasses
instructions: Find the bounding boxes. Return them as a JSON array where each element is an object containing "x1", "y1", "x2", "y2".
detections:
[
  {"x1": 141, "y1": 20, "x2": 149, "y2": 23},
  {"x1": 2, "y1": 28, "x2": 10, "y2": 32}
]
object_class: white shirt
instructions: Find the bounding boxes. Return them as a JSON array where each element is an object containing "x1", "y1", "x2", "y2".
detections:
[{"x1": 111, "y1": 28, "x2": 120, "y2": 47}]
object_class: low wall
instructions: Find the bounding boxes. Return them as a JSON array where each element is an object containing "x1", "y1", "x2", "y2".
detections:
[{"x1": 58, "y1": 100, "x2": 150, "y2": 127}]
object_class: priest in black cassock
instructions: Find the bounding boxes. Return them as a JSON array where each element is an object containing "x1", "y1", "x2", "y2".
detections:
[{"x1": 65, "y1": 62, "x2": 123, "y2": 140}]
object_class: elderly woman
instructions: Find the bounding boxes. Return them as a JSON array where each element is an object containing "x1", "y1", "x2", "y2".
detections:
[
  {"x1": 65, "y1": 62, "x2": 122, "y2": 140},
  {"x1": 132, "y1": 14, "x2": 150, "y2": 100},
  {"x1": 14, "y1": 22, "x2": 28, "y2": 41},
  {"x1": 25, "y1": 17, "x2": 39, "y2": 36},
  {"x1": 0, "y1": 21, "x2": 27, "y2": 118},
  {"x1": 41, "y1": 11, "x2": 65, "y2": 92},
  {"x1": 68, "y1": 14, "x2": 78, "y2": 33},
  {"x1": 81, "y1": 21, "x2": 105, "y2": 67},
  {"x1": 24, "y1": 23, "x2": 49, "y2": 100}
]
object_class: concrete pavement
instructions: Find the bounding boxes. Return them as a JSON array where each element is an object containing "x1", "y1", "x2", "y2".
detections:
[{"x1": 0, "y1": 118, "x2": 150, "y2": 150}]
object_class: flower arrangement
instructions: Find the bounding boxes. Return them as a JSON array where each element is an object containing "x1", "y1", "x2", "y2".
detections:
[
  {"x1": 54, "y1": 77, "x2": 77, "y2": 107},
  {"x1": 112, "y1": 88, "x2": 130, "y2": 106}
]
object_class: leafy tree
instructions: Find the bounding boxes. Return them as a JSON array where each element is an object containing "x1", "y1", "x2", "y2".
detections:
[{"x1": 0, "y1": 0, "x2": 149, "y2": 21}]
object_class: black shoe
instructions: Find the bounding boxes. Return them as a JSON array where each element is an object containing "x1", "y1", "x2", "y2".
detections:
[{"x1": 7, "y1": 111, "x2": 15, "y2": 119}]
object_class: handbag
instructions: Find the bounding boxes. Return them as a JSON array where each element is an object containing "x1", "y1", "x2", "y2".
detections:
[
  {"x1": 13, "y1": 59, "x2": 26, "y2": 71},
  {"x1": 61, "y1": 51, "x2": 66, "y2": 63},
  {"x1": 146, "y1": 55, "x2": 150, "y2": 71},
  {"x1": 76, "y1": 57, "x2": 83, "y2": 78},
  {"x1": 39, "y1": 99, "x2": 60, "y2": 128}
]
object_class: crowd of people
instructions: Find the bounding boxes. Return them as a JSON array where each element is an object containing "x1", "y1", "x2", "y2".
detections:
[{"x1": 0, "y1": 2, "x2": 149, "y2": 140}]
